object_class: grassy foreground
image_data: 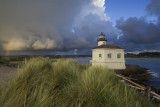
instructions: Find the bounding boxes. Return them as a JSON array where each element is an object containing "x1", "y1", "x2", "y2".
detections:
[{"x1": 0, "y1": 57, "x2": 158, "y2": 107}]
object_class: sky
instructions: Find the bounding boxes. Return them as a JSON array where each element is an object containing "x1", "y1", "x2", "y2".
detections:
[
  {"x1": 0, "y1": 0, "x2": 160, "y2": 55},
  {"x1": 106, "y1": 0, "x2": 150, "y2": 23}
]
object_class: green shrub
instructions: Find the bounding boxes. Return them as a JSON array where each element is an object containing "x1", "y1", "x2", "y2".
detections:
[
  {"x1": 0, "y1": 57, "x2": 158, "y2": 107},
  {"x1": 0, "y1": 57, "x2": 10, "y2": 65}
]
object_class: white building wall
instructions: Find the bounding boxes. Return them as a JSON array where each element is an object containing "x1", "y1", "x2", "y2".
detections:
[{"x1": 91, "y1": 48, "x2": 126, "y2": 70}]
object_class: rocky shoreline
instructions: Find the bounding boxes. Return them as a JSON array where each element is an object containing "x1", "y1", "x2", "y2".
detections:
[{"x1": 115, "y1": 64, "x2": 160, "y2": 95}]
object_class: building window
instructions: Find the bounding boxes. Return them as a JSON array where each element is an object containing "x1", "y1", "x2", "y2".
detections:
[
  {"x1": 99, "y1": 54, "x2": 102, "y2": 59},
  {"x1": 117, "y1": 54, "x2": 121, "y2": 58},
  {"x1": 108, "y1": 53, "x2": 111, "y2": 58}
]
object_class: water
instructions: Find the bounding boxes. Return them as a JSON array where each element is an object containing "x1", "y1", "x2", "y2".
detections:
[
  {"x1": 126, "y1": 59, "x2": 160, "y2": 90},
  {"x1": 73, "y1": 58, "x2": 160, "y2": 90}
]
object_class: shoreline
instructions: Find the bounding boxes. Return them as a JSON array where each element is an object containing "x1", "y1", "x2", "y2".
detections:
[
  {"x1": 1, "y1": 55, "x2": 160, "y2": 60},
  {"x1": 71, "y1": 57, "x2": 160, "y2": 60},
  {"x1": 125, "y1": 58, "x2": 160, "y2": 60}
]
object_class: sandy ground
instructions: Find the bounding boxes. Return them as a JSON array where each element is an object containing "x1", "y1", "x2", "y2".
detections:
[{"x1": 0, "y1": 65, "x2": 17, "y2": 85}]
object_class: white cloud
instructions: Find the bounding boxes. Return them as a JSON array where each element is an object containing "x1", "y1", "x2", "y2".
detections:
[
  {"x1": 32, "y1": 39, "x2": 55, "y2": 50},
  {"x1": 3, "y1": 39, "x2": 30, "y2": 51},
  {"x1": 78, "y1": 0, "x2": 109, "y2": 21},
  {"x1": 92, "y1": 0, "x2": 105, "y2": 8}
]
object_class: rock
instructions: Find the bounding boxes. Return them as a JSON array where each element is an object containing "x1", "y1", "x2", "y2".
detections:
[{"x1": 115, "y1": 64, "x2": 152, "y2": 82}]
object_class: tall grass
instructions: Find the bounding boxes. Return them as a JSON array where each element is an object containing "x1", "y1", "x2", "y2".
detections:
[{"x1": 0, "y1": 57, "x2": 158, "y2": 107}]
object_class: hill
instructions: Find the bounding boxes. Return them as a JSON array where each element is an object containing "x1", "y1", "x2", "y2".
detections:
[{"x1": 0, "y1": 57, "x2": 158, "y2": 107}]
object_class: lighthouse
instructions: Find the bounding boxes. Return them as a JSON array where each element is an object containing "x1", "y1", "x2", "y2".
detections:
[
  {"x1": 90, "y1": 32, "x2": 126, "y2": 70},
  {"x1": 98, "y1": 32, "x2": 107, "y2": 46}
]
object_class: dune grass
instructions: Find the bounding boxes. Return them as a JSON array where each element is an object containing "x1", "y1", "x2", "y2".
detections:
[{"x1": 0, "y1": 57, "x2": 158, "y2": 107}]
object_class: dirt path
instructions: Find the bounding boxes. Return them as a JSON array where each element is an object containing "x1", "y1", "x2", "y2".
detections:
[{"x1": 0, "y1": 65, "x2": 17, "y2": 85}]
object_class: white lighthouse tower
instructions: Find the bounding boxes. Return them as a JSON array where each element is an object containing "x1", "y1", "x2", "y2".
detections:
[
  {"x1": 98, "y1": 32, "x2": 107, "y2": 46},
  {"x1": 90, "y1": 32, "x2": 126, "y2": 70}
]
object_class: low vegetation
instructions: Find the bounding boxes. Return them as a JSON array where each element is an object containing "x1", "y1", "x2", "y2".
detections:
[
  {"x1": 0, "y1": 56, "x2": 20, "y2": 67},
  {"x1": 0, "y1": 57, "x2": 10, "y2": 65},
  {"x1": 0, "y1": 57, "x2": 158, "y2": 107}
]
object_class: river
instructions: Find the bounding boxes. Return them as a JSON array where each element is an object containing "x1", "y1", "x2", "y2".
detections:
[{"x1": 72, "y1": 58, "x2": 160, "y2": 90}]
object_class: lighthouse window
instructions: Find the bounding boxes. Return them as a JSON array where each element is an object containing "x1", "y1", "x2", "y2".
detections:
[
  {"x1": 99, "y1": 54, "x2": 102, "y2": 59},
  {"x1": 117, "y1": 54, "x2": 121, "y2": 58},
  {"x1": 108, "y1": 53, "x2": 111, "y2": 58}
]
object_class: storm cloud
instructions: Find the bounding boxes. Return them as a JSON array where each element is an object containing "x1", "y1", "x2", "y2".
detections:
[
  {"x1": 115, "y1": 0, "x2": 160, "y2": 51},
  {"x1": 0, "y1": 0, "x2": 160, "y2": 55},
  {"x1": 0, "y1": 0, "x2": 117, "y2": 53},
  {"x1": 146, "y1": 0, "x2": 160, "y2": 17}
]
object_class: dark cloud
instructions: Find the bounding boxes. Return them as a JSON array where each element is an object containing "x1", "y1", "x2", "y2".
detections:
[
  {"x1": 68, "y1": 14, "x2": 117, "y2": 48},
  {"x1": 116, "y1": 17, "x2": 160, "y2": 44},
  {"x1": 0, "y1": 0, "x2": 116, "y2": 53},
  {"x1": 146, "y1": 0, "x2": 160, "y2": 24},
  {"x1": 0, "y1": 0, "x2": 89, "y2": 50},
  {"x1": 115, "y1": 0, "x2": 160, "y2": 52},
  {"x1": 1, "y1": 0, "x2": 160, "y2": 55},
  {"x1": 146, "y1": 0, "x2": 160, "y2": 16}
]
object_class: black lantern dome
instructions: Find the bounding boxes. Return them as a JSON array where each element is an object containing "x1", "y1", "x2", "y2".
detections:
[{"x1": 97, "y1": 32, "x2": 107, "y2": 41}]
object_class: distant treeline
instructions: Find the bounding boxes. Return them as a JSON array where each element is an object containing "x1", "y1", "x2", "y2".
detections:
[
  {"x1": 1, "y1": 52, "x2": 160, "y2": 61},
  {"x1": 0, "y1": 55, "x2": 91, "y2": 62},
  {"x1": 125, "y1": 52, "x2": 160, "y2": 58}
]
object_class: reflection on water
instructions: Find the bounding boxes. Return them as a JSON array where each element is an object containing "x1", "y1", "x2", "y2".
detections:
[{"x1": 72, "y1": 58, "x2": 160, "y2": 90}]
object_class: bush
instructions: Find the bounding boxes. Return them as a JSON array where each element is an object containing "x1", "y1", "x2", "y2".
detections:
[
  {"x1": 0, "y1": 57, "x2": 158, "y2": 107},
  {"x1": 0, "y1": 57, "x2": 10, "y2": 65}
]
